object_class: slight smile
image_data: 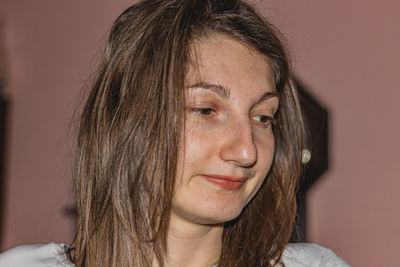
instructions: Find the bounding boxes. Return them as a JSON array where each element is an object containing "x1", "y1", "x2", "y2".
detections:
[{"x1": 201, "y1": 175, "x2": 248, "y2": 191}]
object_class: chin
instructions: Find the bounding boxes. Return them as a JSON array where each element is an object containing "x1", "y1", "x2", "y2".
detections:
[
  {"x1": 198, "y1": 209, "x2": 243, "y2": 225},
  {"x1": 172, "y1": 193, "x2": 247, "y2": 225}
]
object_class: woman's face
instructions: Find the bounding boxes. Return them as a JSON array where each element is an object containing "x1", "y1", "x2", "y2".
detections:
[{"x1": 172, "y1": 34, "x2": 279, "y2": 225}]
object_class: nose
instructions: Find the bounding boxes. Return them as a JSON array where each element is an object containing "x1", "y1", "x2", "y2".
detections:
[{"x1": 219, "y1": 119, "x2": 257, "y2": 167}]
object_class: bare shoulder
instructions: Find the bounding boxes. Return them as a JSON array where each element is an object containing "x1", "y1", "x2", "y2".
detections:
[
  {"x1": 0, "y1": 243, "x2": 73, "y2": 267},
  {"x1": 282, "y1": 243, "x2": 351, "y2": 267}
]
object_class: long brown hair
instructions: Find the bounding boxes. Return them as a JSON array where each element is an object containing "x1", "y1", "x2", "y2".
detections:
[{"x1": 71, "y1": 0, "x2": 305, "y2": 266}]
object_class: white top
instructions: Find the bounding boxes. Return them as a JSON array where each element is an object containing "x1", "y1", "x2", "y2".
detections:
[{"x1": 0, "y1": 242, "x2": 350, "y2": 267}]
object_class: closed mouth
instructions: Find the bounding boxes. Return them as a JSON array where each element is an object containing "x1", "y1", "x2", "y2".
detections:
[{"x1": 201, "y1": 174, "x2": 248, "y2": 190}]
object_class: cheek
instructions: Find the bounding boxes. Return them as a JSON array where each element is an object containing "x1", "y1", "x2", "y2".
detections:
[
  {"x1": 256, "y1": 134, "x2": 275, "y2": 173},
  {"x1": 179, "y1": 128, "x2": 216, "y2": 181},
  {"x1": 185, "y1": 129, "x2": 205, "y2": 157},
  {"x1": 242, "y1": 138, "x2": 275, "y2": 205},
  {"x1": 184, "y1": 125, "x2": 217, "y2": 159}
]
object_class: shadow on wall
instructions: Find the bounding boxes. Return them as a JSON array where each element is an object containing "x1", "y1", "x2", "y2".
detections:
[
  {"x1": 0, "y1": 19, "x2": 10, "y2": 247},
  {"x1": 291, "y1": 80, "x2": 329, "y2": 242}
]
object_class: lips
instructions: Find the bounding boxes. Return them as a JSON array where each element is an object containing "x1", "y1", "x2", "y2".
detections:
[{"x1": 201, "y1": 174, "x2": 248, "y2": 190}]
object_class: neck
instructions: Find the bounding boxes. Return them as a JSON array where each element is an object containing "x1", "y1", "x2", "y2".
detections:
[{"x1": 155, "y1": 214, "x2": 223, "y2": 267}]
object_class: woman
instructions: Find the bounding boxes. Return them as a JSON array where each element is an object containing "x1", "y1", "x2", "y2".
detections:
[{"x1": 0, "y1": 0, "x2": 349, "y2": 266}]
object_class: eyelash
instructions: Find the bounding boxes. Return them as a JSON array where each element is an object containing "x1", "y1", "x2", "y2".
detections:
[
  {"x1": 190, "y1": 107, "x2": 216, "y2": 117},
  {"x1": 252, "y1": 115, "x2": 277, "y2": 128},
  {"x1": 189, "y1": 107, "x2": 276, "y2": 128}
]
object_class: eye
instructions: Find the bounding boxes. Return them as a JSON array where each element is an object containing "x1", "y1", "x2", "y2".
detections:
[
  {"x1": 252, "y1": 115, "x2": 276, "y2": 128},
  {"x1": 190, "y1": 107, "x2": 216, "y2": 117}
]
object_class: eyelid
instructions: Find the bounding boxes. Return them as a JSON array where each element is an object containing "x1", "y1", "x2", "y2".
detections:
[
  {"x1": 252, "y1": 114, "x2": 277, "y2": 128},
  {"x1": 188, "y1": 107, "x2": 217, "y2": 118},
  {"x1": 259, "y1": 96, "x2": 278, "y2": 110}
]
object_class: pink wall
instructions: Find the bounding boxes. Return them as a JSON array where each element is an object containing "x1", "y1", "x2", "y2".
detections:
[
  {"x1": 262, "y1": 1, "x2": 400, "y2": 266},
  {"x1": 0, "y1": 0, "x2": 135, "y2": 249},
  {"x1": 1, "y1": 1, "x2": 399, "y2": 266}
]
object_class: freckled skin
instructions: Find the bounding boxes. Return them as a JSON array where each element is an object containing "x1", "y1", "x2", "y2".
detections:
[{"x1": 172, "y1": 34, "x2": 279, "y2": 226}]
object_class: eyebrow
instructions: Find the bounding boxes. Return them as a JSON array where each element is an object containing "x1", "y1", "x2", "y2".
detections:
[
  {"x1": 187, "y1": 82, "x2": 230, "y2": 98},
  {"x1": 187, "y1": 82, "x2": 279, "y2": 106},
  {"x1": 251, "y1": 91, "x2": 279, "y2": 109}
]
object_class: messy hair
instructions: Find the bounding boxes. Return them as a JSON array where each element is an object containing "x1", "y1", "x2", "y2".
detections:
[{"x1": 71, "y1": 0, "x2": 305, "y2": 266}]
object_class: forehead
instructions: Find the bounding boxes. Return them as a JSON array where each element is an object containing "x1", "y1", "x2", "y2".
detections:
[{"x1": 186, "y1": 34, "x2": 276, "y2": 94}]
